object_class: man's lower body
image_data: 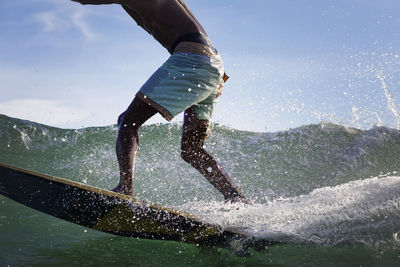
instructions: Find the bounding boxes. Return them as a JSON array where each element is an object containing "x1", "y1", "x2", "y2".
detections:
[{"x1": 113, "y1": 50, "x2": 245, "y2": 202}]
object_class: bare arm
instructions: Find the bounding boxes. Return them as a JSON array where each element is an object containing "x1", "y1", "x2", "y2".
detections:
[{"x1": 71, "y1": 0, "x2": 123, "y2": 5}]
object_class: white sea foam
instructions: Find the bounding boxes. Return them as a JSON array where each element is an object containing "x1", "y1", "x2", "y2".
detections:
[{"x1": 177, "y1": 175, "x2": 400, "y2": 246}]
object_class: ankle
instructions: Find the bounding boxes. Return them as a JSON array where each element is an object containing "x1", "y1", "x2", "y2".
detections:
[{"x1": 224, "y1": 187, "x2": 243, "y2": 201}]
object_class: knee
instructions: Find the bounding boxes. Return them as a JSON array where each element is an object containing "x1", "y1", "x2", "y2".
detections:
[
  {"x1": 181, "y1": 148, "x2": 191, "y2": 163},
  {"x1": 181, "y1": 144, "x2": 204, "y2": 164},
  {"x1": 181, "y1": 145, "x2": 198, "y2": 163},
  {"x1": 117, "y1": 111, "x2": 140, "y2": 132},
  {"x1": 117, "y1": 112, "x2": 126, "y2": 126}
]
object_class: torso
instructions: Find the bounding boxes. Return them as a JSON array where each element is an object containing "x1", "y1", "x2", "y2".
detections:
[{"x1": 122, "y1": 0, "x2": 207, "y2": 53}]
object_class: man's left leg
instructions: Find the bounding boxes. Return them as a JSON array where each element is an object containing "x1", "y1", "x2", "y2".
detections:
[
  {"x1": 114, "y1": 97, "x2": 158, "y2": 196},
  {"x1": 180, "y1": 108, "x2": 246, "y2": 202}
]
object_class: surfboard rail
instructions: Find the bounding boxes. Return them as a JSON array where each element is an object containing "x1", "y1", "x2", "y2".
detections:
[{"x1": 0, "y1": 162, "x2": 239, "y2": 245}]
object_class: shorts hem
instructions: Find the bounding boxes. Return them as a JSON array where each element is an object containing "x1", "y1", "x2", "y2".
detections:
[{"x1": 136, "y1": 92, "x2": 174, "y2": 121}]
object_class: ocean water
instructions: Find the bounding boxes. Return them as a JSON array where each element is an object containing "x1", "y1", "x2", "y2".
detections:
[{"x1": 0, "y1": 114, "x2": 399, "y2": 266}]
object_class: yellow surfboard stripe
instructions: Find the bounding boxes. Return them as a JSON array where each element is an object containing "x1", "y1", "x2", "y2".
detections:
[{"x1": 0, "y1": 162, "x2": 221, "y2": 243}]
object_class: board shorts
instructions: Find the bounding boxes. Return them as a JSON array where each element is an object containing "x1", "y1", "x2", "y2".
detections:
[{"x1": 136, "y1": 51, "x2": 225, "y2": 132}]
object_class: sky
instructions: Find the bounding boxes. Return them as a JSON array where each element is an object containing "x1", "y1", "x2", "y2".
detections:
[{"x1": 1, "y1": 0, "x2": 400, "y2": 132}]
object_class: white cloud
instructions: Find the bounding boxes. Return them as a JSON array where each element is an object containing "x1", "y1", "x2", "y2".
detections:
[
  {"x1": 34, "y1": 11, "x2": 69, "y2": 32},
  {"x1": 0, "y1": 99, "x2": 90, "y2": 127},
  {"x1": 70, "y1": 8, "x2": 97, "y2": 40},
  {"x1": 32, "y1": 4, "x2": 97, "y2": 40}
]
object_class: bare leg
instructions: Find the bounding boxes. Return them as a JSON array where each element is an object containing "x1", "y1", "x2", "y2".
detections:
[
  {"x1": 113, "y1": 97, "x2": 157, "y2": 196},
  {"x1": 181, "y1": 108, "x2": 247, "y2": 203}
]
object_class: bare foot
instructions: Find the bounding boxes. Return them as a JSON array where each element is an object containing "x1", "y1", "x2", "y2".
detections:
[
  {"x1": 225, "y1": 188, "x2": 252, "y2": 205},
  {"x1": 226, "y1": 195, "x2": 253, "y2": 205},
  {"x1": 111, "y1": 185, "x2": 134, "y2": 197}
]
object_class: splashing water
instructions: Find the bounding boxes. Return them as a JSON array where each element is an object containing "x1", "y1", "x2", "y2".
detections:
[
  {"x1": 377, "y1": 71, "x2": 400, "y2": 130},
  {"x1": 177, "y1": 175, "x2": 400, "y2": 246},
  {"x1": 1, "y1": 115, "x2": 400, "y2": 266}
]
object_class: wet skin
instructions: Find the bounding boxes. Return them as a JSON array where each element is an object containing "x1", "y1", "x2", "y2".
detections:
[
  {"x1": 114, "y1": 98, "x2": 244, "y2": 202},
  {"x1": 72, "y1": 0, "x2": 247, "y2": 202},
  {"x1": 72, "y1": 0, "x2": 206, "y2": 53}
]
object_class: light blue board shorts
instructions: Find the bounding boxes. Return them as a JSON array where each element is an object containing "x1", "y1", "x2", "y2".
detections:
[{"x1": 136, "y1": 52, "x2": 224, "y2": 130}]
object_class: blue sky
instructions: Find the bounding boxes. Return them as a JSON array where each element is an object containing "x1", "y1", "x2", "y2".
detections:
[{"x1": 1, "y1": 0, "x2": 399, "y2": 131}]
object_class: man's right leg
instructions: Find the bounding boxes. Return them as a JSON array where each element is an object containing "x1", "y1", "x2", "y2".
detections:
[
  {"x1": 180, "y1": 108, "x2": 248, "y2": 203},
  {"x1": 113, "y1": 97, "x2": 158, "y2": 196}
]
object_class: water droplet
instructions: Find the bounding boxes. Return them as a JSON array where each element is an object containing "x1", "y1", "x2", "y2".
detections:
[{"x1": 394, "y1": 232, "x2": 399, "y2": 241}]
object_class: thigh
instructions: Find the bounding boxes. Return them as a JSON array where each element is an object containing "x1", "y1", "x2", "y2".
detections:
[
  {"x1": 191, "y1": 89, "x2": 218, "y2": 123},
  {"x1": 119, "y1": 96, "x2": 158, "y2": 127},
  {"x1": 181, "y1": 108, "x2": 209, "y2": 149}
]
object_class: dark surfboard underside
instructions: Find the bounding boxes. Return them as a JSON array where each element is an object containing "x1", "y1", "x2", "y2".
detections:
[{"x1": 0, "y1": 162, "x2": 239, "y2": 246}]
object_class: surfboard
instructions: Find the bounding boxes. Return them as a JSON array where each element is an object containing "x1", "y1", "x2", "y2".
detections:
[{"x1": 0, "y1": 162, "x2": 267, "y2": 251}]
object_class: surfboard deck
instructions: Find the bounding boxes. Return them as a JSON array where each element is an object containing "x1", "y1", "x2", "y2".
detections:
[{"x1": 0, "y1": 162, "x2": 272, "y2": 251}]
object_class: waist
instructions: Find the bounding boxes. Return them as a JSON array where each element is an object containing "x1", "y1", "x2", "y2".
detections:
[
  {"x1": 170, "y1": 32, "x2": 217, "y2": 56},
  {"x1": 173, "y1": 42, "x2": 218, "y2": 58}
]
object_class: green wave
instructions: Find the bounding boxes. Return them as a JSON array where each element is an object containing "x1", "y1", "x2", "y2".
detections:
[{"x1": 1, "y1": 114, "x2": 399, "y2": 203}]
